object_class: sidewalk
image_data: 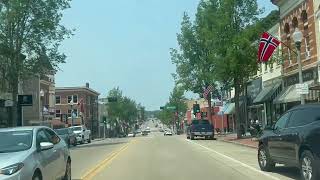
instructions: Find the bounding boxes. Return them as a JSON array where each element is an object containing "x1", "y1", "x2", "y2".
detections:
[{"x1": 216, "y1": 133, "x2": 258, "y2": 149}]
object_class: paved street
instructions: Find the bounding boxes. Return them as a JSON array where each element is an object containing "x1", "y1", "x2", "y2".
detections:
[{"x1": 71, "y1": 133, "x2": 300, "y2": 180}]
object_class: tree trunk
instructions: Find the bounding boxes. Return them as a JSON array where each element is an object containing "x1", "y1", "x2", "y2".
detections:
[
  {"x1": 234, "y1": 80, "x2": 241, "y2": 139},
  {"x1": 9, "y1": 77, "x2": 19, "y2": 127},
  {"x1": 207, "y1": 92, "x2": 212, "y2": 124}
]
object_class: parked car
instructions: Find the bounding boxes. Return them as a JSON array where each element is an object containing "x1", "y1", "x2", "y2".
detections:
[
  {"x1": 145, "y1": 127, "x2": 151, "y2": 133},
  {"x1": 258, "y1": 104, "x2": 320, "y2": 180},
  {"x1": 187, "y1": 119, "x2": 214, "y2": 140},
  {"x1": 164, "y1": 130, "x2": 173, "y2": 136},
  {"x1": 0, "y1": 126, "x2": 71, "y2": 180},
  {"x1": 71, "y1": 125, "x2": 91, "y2": 144},
  {"x1": 127, "y1": 132, "x2": 135, "y2": 137},
  {"x1": 55, "y1": 128, "x2": 77, "y2": 147},
  {"x1": 141, "y1": 130, "x2": 148, "y2": 136}
]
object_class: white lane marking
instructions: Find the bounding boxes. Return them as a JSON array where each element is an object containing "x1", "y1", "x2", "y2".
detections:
[{"x1": 186, "y1": 139, "x2": 280, "y2": 180}]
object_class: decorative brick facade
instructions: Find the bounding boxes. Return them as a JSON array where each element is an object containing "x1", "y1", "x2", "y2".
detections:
[
  {"x1": 274, "y1": 0, "x2": 318, "y2": 76},
  {"x1": 54, "y1": 84, "x2": 100, "y2": 137}
]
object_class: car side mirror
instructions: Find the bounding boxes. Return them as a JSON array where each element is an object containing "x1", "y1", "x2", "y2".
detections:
[{"x1": 40, "y1": 142, "x2": 54, "y2": 151}]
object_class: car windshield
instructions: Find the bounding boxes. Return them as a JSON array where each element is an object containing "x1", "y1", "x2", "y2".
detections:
[
  {"x1": 0, "y1": 130, "x2": 33, "y2": 153},
  {"x1": 55, "y1": 128, "x2": 69, "y2": 135},
  {"x1": 0, "y1": 0, "x2": 308, "y2": 178}
]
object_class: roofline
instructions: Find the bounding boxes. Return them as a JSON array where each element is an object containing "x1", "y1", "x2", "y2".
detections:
[{"x1": 55, "y1": 87, "x2": 100, "y2": 96}]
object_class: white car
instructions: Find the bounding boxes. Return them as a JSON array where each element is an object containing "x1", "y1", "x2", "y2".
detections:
[
  {"x1": 0, "y1": 126, "x2": 71, "y2": 180},
  {"x1": 71, "y1": 125, "x2": 91, "y2": 144},
  {"x1": 164, "y1": 130, "x2": 173, "y2": 136}
]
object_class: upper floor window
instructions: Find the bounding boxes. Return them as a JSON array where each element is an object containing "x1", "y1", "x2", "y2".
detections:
[
  {"x1": 67, "y1": 95, "x2": 78, "y2": 104},
  {"x1": 55, "y1": 96, "x2": 61, "y2": 104},
  {"x1": 284, "y1": 23, "x2": 290, "y2": 34},
  {"x1": 292, "y1": 17, "x2": 298, "y2": 28}
]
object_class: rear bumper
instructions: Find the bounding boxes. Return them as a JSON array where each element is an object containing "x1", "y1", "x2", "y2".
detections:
[{"x1": 192, "y1": 132, "x2": 213, "y2": 136}]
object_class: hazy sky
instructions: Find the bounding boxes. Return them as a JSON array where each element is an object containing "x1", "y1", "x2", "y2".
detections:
[{"x1": 57, "y1": 0, "x2": 277, "y2": 110}]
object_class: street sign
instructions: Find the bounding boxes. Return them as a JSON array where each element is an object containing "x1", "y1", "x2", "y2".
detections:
[
  {"x1": 166, "y1": 106, "x2": 176, "y2": 110},
  {"x1": 4, "y1": 100, "x2": 13, "y2": 107},
  {"x1": 296, "y1": 83, "x2": 309, "y2": 95}
]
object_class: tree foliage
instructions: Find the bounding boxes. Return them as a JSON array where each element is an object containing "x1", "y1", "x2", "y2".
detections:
[
  {"x1": 172, "y1": 0, "x2": 280, "y2": 138},
  {"x1": 0, "y1": 0, "x2": 73, "y2": 126},
  {"x1": 106, "y1": 87, "x2": 143, "y2": 133},
  {"x1": 157, "y1": 85, "x2": 187, "y2": 127}
]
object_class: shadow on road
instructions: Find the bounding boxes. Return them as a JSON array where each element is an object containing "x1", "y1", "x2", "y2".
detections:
[
  {"x1": 272, "y1": 166, "x2": 300, "y2": 179},
  {"x1": 70, "y1": 141, "x2": 127, "y2": 150}
]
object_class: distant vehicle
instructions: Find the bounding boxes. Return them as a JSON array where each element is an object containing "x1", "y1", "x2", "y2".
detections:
[
  {"x1": 145, "y1": 127, "x2": 151, "y2": 133},
  {"x1": 55, "y1": 128, "x2": 77, "y2": 147},
  {"x1": 127, "y1": 132, "x2": 135, "y2": 137},
  {"x1": 159, "y1": 128, "x2": 164, "y2": 132},
  {"x1": 0, "y1": 126, "x2": 71, "y2": 180},
  {"x1": 135, "y1": 129, "x2": 141, "y2": 134},
  {"x1": 71, "y1": 125, "x2": 91, "y2": 144},
  {"x1": 164, "y1": 130, "x2": 173, "y2": 136},
  {"x1": 258, "y1": 104, "x2": 320, "y2": 180},
  {"x1": 187, "y1": 119, "x2": 214, "y2": 140},
  {"x1": 141, "y1": 130, "x2": 148, "y2": 136}
]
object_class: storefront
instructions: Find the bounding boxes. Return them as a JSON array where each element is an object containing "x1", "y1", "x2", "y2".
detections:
[
  {"x1": 247, "y1": 78, "x2": 262, "y2": 128},
  {"x1": 252, "y1": 78, "x2": 282, "y2": 127},
  {"x1": 274, "y1": 68, "x2": 320, "y2": 113}
]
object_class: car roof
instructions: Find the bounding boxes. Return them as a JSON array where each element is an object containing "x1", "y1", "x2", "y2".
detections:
[
  {"x1": 289, "y1": 103, "x2": 320, "y2": 111},
  {"x1": 0, "y1": 126, "x2": 48, "y2": 132}
]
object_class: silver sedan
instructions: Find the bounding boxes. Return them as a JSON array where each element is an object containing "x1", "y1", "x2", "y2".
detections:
[{"x1": 0, "y1": 126, "x2": 71, "y2": 180}]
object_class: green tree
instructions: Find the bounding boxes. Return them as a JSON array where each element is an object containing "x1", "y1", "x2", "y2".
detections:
[
  {"x1": 0, "y1": 0, "x2": 73, "y2": 126},
  {"x1": 106, "y1": 87, "x2": 141, "y2": 135},
  {"x1": 158, "y1": 85, "x2": 187, "y2": 130}
]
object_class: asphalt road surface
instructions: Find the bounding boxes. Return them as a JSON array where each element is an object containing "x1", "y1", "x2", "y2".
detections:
[{"x1": 71, "y1": 132, "x2": 301, "y2": 180}]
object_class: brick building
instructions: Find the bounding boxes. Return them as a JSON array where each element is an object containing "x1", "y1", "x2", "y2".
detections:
[
  {"x1": 54, "y1": 83, "x2": 100, "y2": 137},
  {"x1": 272, "y1": 0, "x2": 320, "y2": 111}
]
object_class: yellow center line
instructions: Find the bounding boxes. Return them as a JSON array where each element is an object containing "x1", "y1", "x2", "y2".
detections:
[{"x1": 81, "y1": 139, "x2": 138, "y2": 180}]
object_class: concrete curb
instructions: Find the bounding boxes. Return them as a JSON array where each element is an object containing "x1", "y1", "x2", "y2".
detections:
[{"x1": 219, "y1": 139, "x2": 258, "y2": 149}]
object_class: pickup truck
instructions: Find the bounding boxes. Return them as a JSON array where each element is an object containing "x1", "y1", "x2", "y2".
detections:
[
  {"x1": 187, "y1": 119, "x2": 214, "y2": 140},
  {"x1": 71, "y1": 125, "x2": 91, "y2": 144}
]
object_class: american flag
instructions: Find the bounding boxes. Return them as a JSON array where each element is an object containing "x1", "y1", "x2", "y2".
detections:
[{"x1": 203, "y1": 85, "x2": 213, "y2": 99}]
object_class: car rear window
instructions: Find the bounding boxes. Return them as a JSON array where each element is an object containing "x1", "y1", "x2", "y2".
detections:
[
  {"x1": 192, "y1": 120, "x2": 199, "y2": 125},
  {"x1": 200, "y1": 120, "x2": 210, "y2": 124}
]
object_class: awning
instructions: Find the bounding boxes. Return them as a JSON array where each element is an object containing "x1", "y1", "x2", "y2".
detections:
[
  {"x1": 273, "y1": 81, "x2": 313, "y2": 104},
  {"x1": 224, "y1": 103, "x2": 235, "y2": 115},
  {"x1": 253, "y1": 82, "x2": 281, "y2": 104}
]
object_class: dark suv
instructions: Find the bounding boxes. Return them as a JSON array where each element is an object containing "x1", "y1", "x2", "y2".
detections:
[{"x1": 258, "y1": 104, "x2": 320, "y2": 180}]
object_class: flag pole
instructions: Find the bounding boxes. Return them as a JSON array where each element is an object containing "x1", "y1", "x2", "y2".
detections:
[{"x1": 265, "y1": 32, "x2": 298, "y2": 55}]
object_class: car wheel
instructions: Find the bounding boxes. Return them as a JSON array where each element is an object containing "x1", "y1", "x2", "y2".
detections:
[
  {"x1": 258, "y1": 145, "x2": 275, "y2": 172},
  {"x1": 63, "y1": 160, "x2": 71, "y2": 180},
  {"x1": 32, "y1": 171, "x2": 42, "y2": 180},
  {"x1": 300, "y1": 150, "x2": 318, "y2": 180},
  {"x1": 88, "y1": 136, "x2": 91, "y2": 143}
]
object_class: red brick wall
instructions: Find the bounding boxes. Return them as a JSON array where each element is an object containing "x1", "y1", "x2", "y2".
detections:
[{"x1": 280, "y1": 0, "x2": 318, "y2": 76}]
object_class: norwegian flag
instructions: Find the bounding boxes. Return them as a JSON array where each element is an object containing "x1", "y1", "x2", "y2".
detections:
[
  {"x1": 203, "y1": 85, "x2": 213, "y2": 99},
  {"x1": 258, "y1": 32, "x2": 280, "y2": 63}
]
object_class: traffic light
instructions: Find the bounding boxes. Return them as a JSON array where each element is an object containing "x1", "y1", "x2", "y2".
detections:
[
  {"x1": 102, "y1": 117, "x2": 107, "y2": 124},
  {"x1": 193, "y1": 104, "x2": 200, "y2": 115}
]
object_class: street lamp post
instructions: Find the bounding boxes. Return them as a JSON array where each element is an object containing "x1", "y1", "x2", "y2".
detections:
[
  {"x1": 70, "y1": 100, "x2": 74, "y2": 126},
  {"x1": 292, "y1": 27, "x2": 305, "y2": 105}
]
